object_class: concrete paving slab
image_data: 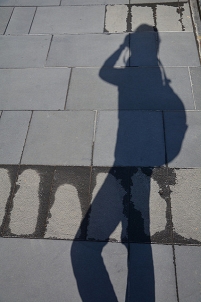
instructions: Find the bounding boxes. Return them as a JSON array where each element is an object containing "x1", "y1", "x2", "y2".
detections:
[
  {"x1": 0, "y1": 238, "x2": 128, "y2": 302},
  {"x1": 8, "y1": 166, "x2": 54, "y2": 237},
  {"x1": 189, "y1": 67, "x2": 201, "y2": 109},
  {"x1": 0, "y1": 111, "x2": 31, "y2": 164},
  {"x1": 130, "y1": 167, "x2": 169, "y2": 243},
  {"x1": 0, "y1": 35, "x2": 51, "y2": 68},
  {"x1": 61, "y1": 0, "x2": 128, "y2": 4},
  {"x1": 131, "y1": 3, "x2": 192, "y2": 32},
  {"x1": 130, "y1": 31, "x2": 158, "y2": 66},
  {"x1": 67, "y1": 67, "x2": 194, "y2": 110},
  {"x1": 0, "y1": 166, "x2": 19, "y2": 232},
  {"x1": 105, "y1": 4, "x2": 128, "y2": 33},
  {"x1": 0, "y1": 7, "x2": 13, "y2": 34},
  {"x1": 0, "y1": 0, "x2": 60, "y2": 5},
  {"x1": 175, "y1": 245, "x2": 201, "y2": 302},
  {"x1": 5, "y1": 7, "x2": 36, "y2": 34},
  {"x1": 30, "y1": 6, "x2": 105, "y2": 34},
  {"x1": 45, "y1": 167, "x2": 90, "y2": 240},
  {"x1": 131, "y1": 0, "x2": 180, "y2": 3},
  {"x1": 46, "y1": 33, "x2": 129, "y2": 67},
  {"x1": 129, "y1": 244, "x2": 177, "y2": 302},
  {"x1": 93, "y1": 111, "x2": 165, "y2": 166},
  {"x1": 71, "y1": 240, "x2": 128, "y2": 302},
  {"x1": 87, "y1": 167, "x2": 129, "y2": 242},
  {"x1": 155, "y1": 3, "x2": 193, "y2": 32},
  {"x1": 21, "y1": 111, "x2": 94, "y2": 165},
  {"x1": 131, "y1": 5, "x2": 155, "y2": 31},
  {"x1": 158, "y1": 32, "x2": 200, "y2": 67},
  {"x1": 170, "y1": 169, "x2": 201, "y2": 243},
  {"x1": 164, "y1": 111, "x2": 201, "y2": 167},
  {"x1": 0, "y1": 68, "x2": 71, "y2": 110}
]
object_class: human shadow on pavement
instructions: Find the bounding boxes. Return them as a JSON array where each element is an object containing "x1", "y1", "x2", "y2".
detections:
[{"x1": 71, "y1": 24, "x2": 187, "y2": 302}]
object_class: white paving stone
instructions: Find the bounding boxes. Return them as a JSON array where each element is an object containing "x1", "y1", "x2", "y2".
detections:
[
  {"x1": 10, "y1": 169, "x2": 40, "y2": 235},
  {"x1": 0, "y1": 169, "x2": 11, "y2": 226},
  {"x1": 170, "y1": 169, "x2": 201, "y2": 241},
  {"x1": 105, "y1": 5, "x2": 128, "y2": 33},
  {"x1": 45, "y1": 184, "x2": 82, "y2": 239}
]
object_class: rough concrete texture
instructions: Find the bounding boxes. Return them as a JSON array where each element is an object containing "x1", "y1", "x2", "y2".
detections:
[
  {"x1": 105, "y1": 5, "x2": 128, "y2": 33},
  {"x1": 104, "y1": 4, "x2": 193, "y2": 33},
  {"x1": 10, "y1": 169, "x2": 40, "y2": 235},
  {"x1": 6, "y1": 7, "x2": 36, "y2": 34},
  {"x1": 170, "y1": 169, "x2": 201, "y2": 242},
  {"x1": 87, "y1": 172, "x2": 128, "y2": 242},
  {"x1": 31, "y1": 6, "x2": 105, "y2": 34},
  {"x1": 131, "y1": 169, "x2": 166, "y2": 237},
  {"x1": 45, "y1": 184, "x2": 82, "y2": 239},
  {"x1": 0, "y1": 169, "x2": 11, "y2": 226}
]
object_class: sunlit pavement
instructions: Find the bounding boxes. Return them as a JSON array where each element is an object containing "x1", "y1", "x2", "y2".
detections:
[{"x1": 0, "y1": 1, "x2": 201, "y2": 301}]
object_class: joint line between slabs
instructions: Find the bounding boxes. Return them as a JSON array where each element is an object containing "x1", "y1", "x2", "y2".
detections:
[
  {"x1": 28, "y1": 6, "x2": 37, "y2": 34},
  {"x1": 3, "y1": 6, "x2": 15, "y2": 35},
  {"x1": 19, "y1": 111, "x2": 33, "y2": 165},
  {"x1": 64, "y1": 68, "x2": 73, "y2": 110}
]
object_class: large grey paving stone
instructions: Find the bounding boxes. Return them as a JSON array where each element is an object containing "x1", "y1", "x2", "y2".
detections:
[
  {"x1": 87, "y1": 167, "x2": 129, "y2": 242},
  {"x1": 67, "y1": 67, "x2": 194, "y2": 110},
  {"x1": 189, "y1": 67, "x2": 201, "y2": 109},
  {"x1": 0, "y1": 238, "x2": 128, "y2": 302},
  {"x1": 0, "y1": 111, "x2": 31, "y2": 164},
  {"x1": 0, "y1": 7, "x2": 13, "y2": 34},
  {"x1": 30, "y1": 6, "x2": 105, "y2": 34},
  {"x1": 0, "y1": 165, "x2": 19, "y2": 233},
  {"x1": 21, "y1": 111, "x2": 94, "y2": 165},
  {"x1": 175, "y1": 245, "x2": 201, "y2": 302},
  {"x1": 5, "y1": 7, "x2": 36, "y2": 34},
  {"x1": 129, "y1": 167, "x2": 172, "y2": 243},
  {"x1": 170, "y1": 169, "x2": 201, "y2": 243},
  {"x1": 61, "y1": 0, "x2": 128, "y2": 4},
  {"x1": 0, "y1": 68, "x2": 71, "y2": 110},
  {"x1": 130, "y1": 0, "x2": 181, "y2": 3},
  {"x1": 45, "y1": 167, "x2": 91, "y2": 240},
  {"x1": 158, "y1": 32, "x2": 200, "y2": 67},
  {"x1": 71, "y1": 241, "x2": 128, "y2": 302},
  {"x1": 130, "y1": 31, "x2": 200, "y2": 67},
  {"x1": 7, "y1": 166, "x2": 54, "y2": 237},
  {"x1": 46, "y1": 33, "x2": 129, "y2": 67},
  {"x1": 0, "y1": 0, "x2": 60, "y2": 5},
  {"x1": 129, "y1": 244, "x2": 177, "y2": 302},
  {"x1": 164, "y1": 111, "x2": 201, "y2": 167},
  {"x1": 0, "y1": 35, "x2": 51, "y2": 68},
  {"x1": 130, "y1": 31, "x2": 158, "y2": 66},
  {"x1": 93, "y1": 111, "x2": 165, "y2": 166}
]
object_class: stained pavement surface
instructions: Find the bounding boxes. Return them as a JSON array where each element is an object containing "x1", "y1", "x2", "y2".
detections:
[{"x1": 0, "y1": 0, "x2": 201, "y2": 301}]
